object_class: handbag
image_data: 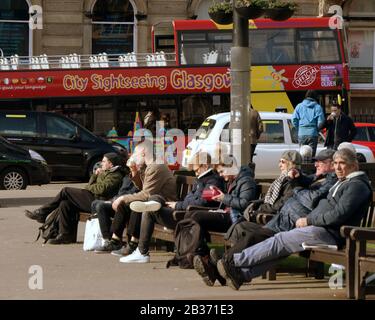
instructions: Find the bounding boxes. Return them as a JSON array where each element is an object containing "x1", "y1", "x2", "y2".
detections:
[
  {"x1": 83, "y1": 217, "x2": 104, "y2": 251},
  {"x1": 201, "y1": 186, "x2": 221, "y2": 201}
]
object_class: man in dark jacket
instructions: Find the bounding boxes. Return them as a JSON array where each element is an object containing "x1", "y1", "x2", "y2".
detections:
[
  {"x1": 320, "y1": 104, "x2": 357, "y2": 150},
  {"x1": 216, "y1": 148, "x2": 372, "y2": 290},
  {"x1": 119, "y1": 152, "x2": 225, "y2": 262},
  {"x1": 25, "y1": 153, "x2": 125, "y2": 244},
  {"x1": 265, "y1": 149, "x2": 337, "y2": 233}
]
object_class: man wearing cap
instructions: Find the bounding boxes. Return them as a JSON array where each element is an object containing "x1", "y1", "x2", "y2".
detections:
[
  {"x1": 265, "y1": 148, "x2": 337, "y2": 233},
  {"x1": 216, "y1": 148, "x2": 372, "y2": 290},
  {"x1": 25, "y1": 153, "x2": 125, "y2": 244}
]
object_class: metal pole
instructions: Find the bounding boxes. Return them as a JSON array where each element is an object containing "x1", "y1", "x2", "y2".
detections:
[{"x1": 230, "y1": 8, "x2": 251, "y2": 166}]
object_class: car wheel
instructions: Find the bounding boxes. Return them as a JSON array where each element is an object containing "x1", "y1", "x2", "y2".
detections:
[{"x1": 0, "y1": 167, "x2": 28, "y2": 190}]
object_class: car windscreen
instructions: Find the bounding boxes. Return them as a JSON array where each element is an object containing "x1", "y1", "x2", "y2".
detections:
[{"x1": 196, "y1": 119, "x2": 216, "y2": 140}]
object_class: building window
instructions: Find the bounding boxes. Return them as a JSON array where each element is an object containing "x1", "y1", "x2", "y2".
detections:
[
  {"x1": 0, "y1": 0, "x2": 30, "y2": 56},
  {"x1": 348, "y1": 30, "x2": 375, "y2": 89},
  {"x1": 92, "y1": 0, "x2": 135, "y2": 54},
  {"x1": 348, "y1": 0, "x2": 375, "y2": 17}
]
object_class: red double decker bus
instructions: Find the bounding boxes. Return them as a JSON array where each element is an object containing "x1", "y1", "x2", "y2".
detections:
[{"x1": 0, "y1": 17, "x2": 349, "y2": 140}]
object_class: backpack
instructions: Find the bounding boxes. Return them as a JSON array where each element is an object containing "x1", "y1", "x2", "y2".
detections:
[
  {"x1": 35, "y1": 209, "x2": 60, "y2": 244},
  {"x1": 166, "y1": 218, "x2": 206, "y2": 269}
]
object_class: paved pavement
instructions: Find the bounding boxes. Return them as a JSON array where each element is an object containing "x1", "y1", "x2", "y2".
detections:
[{"x1": 0, "y1": 182, "x2": 365, "y2": 300}]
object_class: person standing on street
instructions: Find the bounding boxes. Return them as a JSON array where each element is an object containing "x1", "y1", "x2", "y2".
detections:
[
  {"x1": 292, "y1": 90, "x2": 325, "y2": 157},
  {"x1": 319, "y1": 104, "x2": 357, "y2": 150},
  {"x1": 249, "y1": 105, "x2": 263, "y2": 164}
]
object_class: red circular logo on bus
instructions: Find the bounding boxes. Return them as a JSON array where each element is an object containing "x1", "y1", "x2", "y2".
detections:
[{"x1": 292, "y1": 65, "x2": 319, "y2": 88}]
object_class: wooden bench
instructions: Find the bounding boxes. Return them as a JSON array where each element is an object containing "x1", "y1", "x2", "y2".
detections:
[
  {"x1": 305, "y1": 191, "x2": 375, "y2": 299},
  {"x1": 349, "y1": 227, "x2": 375, "y2": 299}
]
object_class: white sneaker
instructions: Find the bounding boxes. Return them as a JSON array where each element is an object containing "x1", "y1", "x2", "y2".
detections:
[
  {"x1": 119, "y1": 247, "x2": 150, "y2": 263},
  {"x1": 130, "y1": 200, "x2": 161, "y2": 213}
]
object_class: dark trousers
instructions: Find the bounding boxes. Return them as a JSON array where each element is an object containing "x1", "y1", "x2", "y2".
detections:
[
  {"x1": 184, "y1": 210, "x2": 232, "y2": 233},
  {"x1": 184, "y1": 210, "x2": 232, "y2": 256},
  {"x1": 91, "y1": 200, "x2": 115, "y2": 240},
  {"x1": 226, "y1": 221, "x2": 275, "y2": 260},
  {"x1": 39, "y1": 187, "x2": 95, "y2": 236},
  {"x1": 138, "y1": 206, "x2": 177, "y2": 254},
  {"x1": 111, "y1": 202, "x2": 142, "y2": 241}
]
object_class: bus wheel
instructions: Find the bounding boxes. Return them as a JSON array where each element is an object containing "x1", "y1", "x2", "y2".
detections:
[{"x1": 0, "y1": 167, "x2": 28, "y2": 190}]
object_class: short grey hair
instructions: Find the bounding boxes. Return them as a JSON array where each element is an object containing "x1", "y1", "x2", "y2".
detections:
[{"x1": 333, "y1": 148, "x2": 358, "y2": 166}]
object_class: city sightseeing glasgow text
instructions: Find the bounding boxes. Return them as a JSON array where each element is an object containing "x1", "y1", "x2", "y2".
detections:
[{"x1": 62, "y1": 69, "x2": 231, "y2": 93}]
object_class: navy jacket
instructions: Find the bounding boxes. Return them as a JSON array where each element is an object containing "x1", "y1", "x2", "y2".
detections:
[
  {"x1": 222, "y1": 166, "x2": 258, "y2": 213},
  {"x1": 175, "y1": 169, "x2": 224, "y2": 210},
  {"x1": 266, "y1": 172, "x2": 337, "y2": 233}
]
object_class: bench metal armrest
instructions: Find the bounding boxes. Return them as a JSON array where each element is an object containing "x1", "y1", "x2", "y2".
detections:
[{"x1": 350, "y1": 227, "x2": 375, "y2": 241}]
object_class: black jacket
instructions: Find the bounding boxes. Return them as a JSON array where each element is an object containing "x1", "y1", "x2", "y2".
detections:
[
  {"x1": 306, "y1": 172, "x2": 372, "y2": 245},
  {"x1": 222, "y1": 166, "x2": 258, "y2": 212},
  {"x1": 265, "y1": 172, "x2": 337, "y2": 233},
  {"x1": 175, "y1": 169, "x2": 224, "y2": 210},
  {"x1": 320, "y1": 113, "x2": 357, "y2": 149},
  {"x1": 113, "y1": 175, "x2": 139, "y2": 200},
  {"x1": 257, "y1": 174, "x2": 303, "y2": 215}
]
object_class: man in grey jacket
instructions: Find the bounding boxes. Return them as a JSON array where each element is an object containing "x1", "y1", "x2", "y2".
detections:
[{"x1": 216, "y1": 148, "x2": 372, "y2": 290}]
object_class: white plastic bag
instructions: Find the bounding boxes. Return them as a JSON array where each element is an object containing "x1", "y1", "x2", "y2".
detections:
[{"x1": 83, "y1": 218, "x2": 103, "y2": 251}]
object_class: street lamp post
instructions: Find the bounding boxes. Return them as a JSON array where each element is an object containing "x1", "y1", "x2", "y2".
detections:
[
  {"x1": 228, "y1": 2, "x2": 295, "y2": 167},
  {"x1": 230, "y1": 8, "x2": 251, "y2": 167}
]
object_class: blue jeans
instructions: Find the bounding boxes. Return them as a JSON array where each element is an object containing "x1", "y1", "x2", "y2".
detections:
[
  {"x1": 298, "y1": 135, "x2": 318, "y2": 157},
  {"x1": 233, "y1": 226, "x2": 337, "y2": 282}
]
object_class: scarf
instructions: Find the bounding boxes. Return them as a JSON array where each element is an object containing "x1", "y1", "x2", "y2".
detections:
[{"x1": 264, "y1": 172, "x2": 288, "y2": 206}]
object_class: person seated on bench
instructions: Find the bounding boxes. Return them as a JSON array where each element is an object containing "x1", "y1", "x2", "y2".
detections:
[
  {"x1": 91, "y1": 164, "x2": 140, "y2": 252},
  {"x1": 205, "y1": 149, "x2": 338, "y2": 284},
  {"x1": 119, "y1": 151, "x2": 225, "y2": 263},
  {"x1": 25, "y1": 153, "x2": 126, "y2": 244},
  {"x1": 247, "y1": 150, "x2": 304, "y2": 219},
  {"x1": 216, "y1": 148, "x2": 373, "y2": 290},
  {"x1": 189, "y1": 155, "x2": 257, "y2": 286},
  {"x1": 94, "y1": 141, "x2": 177, "y2": 254}
]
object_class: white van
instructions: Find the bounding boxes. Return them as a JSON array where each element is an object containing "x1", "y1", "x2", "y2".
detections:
[{"x1": 182, "y1": 112, "x2": 375, "y2": 179}]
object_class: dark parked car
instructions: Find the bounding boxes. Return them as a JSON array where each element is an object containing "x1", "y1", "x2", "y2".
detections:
[
  {"x1": 0, "y1": 111, "x2": 125, "y2": 180},
  {"x1": 0, "y1": 136, "x2": 51, "y2": 190}
]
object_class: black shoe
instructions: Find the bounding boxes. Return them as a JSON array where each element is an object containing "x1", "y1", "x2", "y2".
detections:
[
  {"x1": 111, "y1": 240, "x2": 138, "y2": 257},
  {"x1": 193, "y1": 255, "x2": 216, "y2": 286},
  {"x1": 47, "y1": 233, "x2": 76, "y2": 245},
  {"x1": 217, "y1": 258, "x2": 244, "y2": 290},
  {"x1": 25, "y1": 209, "x2": 46, "y2": 223},
  {"x1": 94, "y1": 239, "x2": 122, "y2": 253}
]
